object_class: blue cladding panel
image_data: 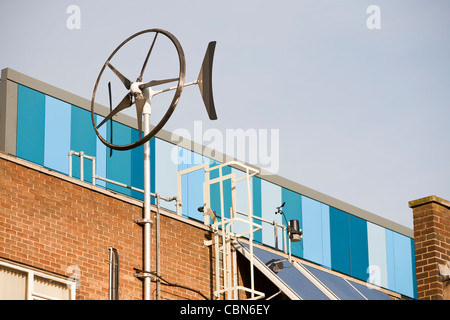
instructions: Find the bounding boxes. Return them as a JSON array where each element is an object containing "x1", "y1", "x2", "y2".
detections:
[
  {"x1": 281, "y1": 188, "x2": 303, "y2": 257},
  {"x1": 209, "y1": 161, "x2": 232, "y2": 221},
  {"x1": 231, "y1": 168, "x2": 252, "y2": 236},
  {"x1": 367, "y1": 222, "x2": 389, "y2": 289},
  {"x1": 106, "y1": 121, "x2": 132, "y2": 195},
  {"x1": 16, "y1": 85, "x2": 45, "y2": 165},
  {"x1": 386, "y1": 229, "x2": 415, "y2": 298},
  {"x1": 330, "y1": 207, "x2": 350, "y2": 275},
  {"x1": 252, "y1": 177, "x2": 263, "y2": 244},
  {"x1": 131, "y1": 130, "x2": 145, "y2": 201},
  {"x1": 95, "y1": 115, "x2": 107, "y2": 188},
  {"x1": 260, "y1": 180, "x2": 282, "y2": 249},
  {"x1": 178, "y1": 147, "x2": 206, "y2": 220},
  {"x1": 349, "y1": 215, "x2": 369, "y2": 281},
  {"x1": 70, "y1": 106, "x2": 97, "y2": 183},
  {"x1": 410, "y1": 238, "x2": 418, "y2": 299},
  {"x1": 302, "y1": 196, "x2": 331, "y2": 268},
  {"x1": 155, "y1": 138, "x2": 178, "y2": 212},
  {"x1": 44, "y1": 96, "x2": 71, "y2": 174}
]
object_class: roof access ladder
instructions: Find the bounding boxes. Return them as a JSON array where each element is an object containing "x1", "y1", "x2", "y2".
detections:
[{"x1": 177, "y1": 161, "x2": 265, "y2": 300}]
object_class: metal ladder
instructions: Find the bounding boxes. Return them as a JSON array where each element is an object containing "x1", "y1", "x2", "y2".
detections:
[{"x1": 177, "y1": 161, "x2": 265, "y2": 300}]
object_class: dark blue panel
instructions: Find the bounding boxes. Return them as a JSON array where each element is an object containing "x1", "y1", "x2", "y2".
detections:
[
  {"x1": 330, "y1": 207, "x2": 350, "y2": 275},
  {"x1": 281, "y1": 188, "x2": 303, "y2": 258},
  {"x1": 16, "y1": 85, "x2": 45, "y2": 165},
  {"x1": 131, "y1": 129, "x2": 144, "y2": 201},
  {"x1": 151, "y1": 137, "x2": 155, "y2": 205},
  {"x1": 106, "y1": 121, "x2": 132, "y2": 195},
  {"x1": 71, "y1": 106, "x2": 97, "y2": 183},
  {"x1": 244, "y1": 243, "x2": 329, "y2": 300},
  {"x1": 251, "y1": 177, "x2": 262, "y2": 244},
  {"x1": 349, "y1": 215, "x2": 369, "y2": 281},
  {"x1": 303, "y1": 264, "x2": 365, "y2": 300},
  {"x1": 347, "y1": 279, "x2": 392, "y2": 300},
  {"x1": 410, "y1": 238, "x2": 418, "y2": 299}
]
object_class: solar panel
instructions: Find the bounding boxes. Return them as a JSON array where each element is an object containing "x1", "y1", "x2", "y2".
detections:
[
  {"x1": 302, "y1": 264, "x2": 366, "y2": 300},
  {"x1": 242, "y1": 244, "x2": 329, "y2": 300},
  {"x1": 347, "y1": 279, "x2": 392, "y2": 300},
  {"x1": 238, "y1": 241, "x2": 392, "y2": 300}
]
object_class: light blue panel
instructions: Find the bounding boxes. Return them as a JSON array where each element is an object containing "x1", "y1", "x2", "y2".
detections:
[
  {"x1": 330, "y1": 207, "x2": 350, "y2": 274},
  {"x1": 281, "y1": 188, "x2": 303, "y2": 258},
  {"x1": 386, "y1": 230, "x2": 415, "y2": 298},
  {"x1": 155, "y1": 138, "x2": 179, "y2": 212},
  {"x1": 178, "y1": 146, "x2": 190, "y2": 217},
  {"x1": 321, "y1": 205, "x2": 331, "y2": 268},
  {"x1": 106, "y1": 121, "x2": 132, "y2": 195},
  {"x1": 187, "y1": 161, "x2": 206, "y2": 221},
  {"x1": 95, "y1": 115, "x2": 107, "y2": 188},
  {"x1": 16, "y1": 85, "x2": 45, "y2": 165},
  {"x1": 44, "y1": 96, "x2": 71, "y2": 174},
  {"x1": 70, "y1": 106, "x2": 97, "y2": 183},
  {"x1": 252, "y1": 177, "x2": 263, "y2": 244},
  {"x1": 367, "y1": 222, "x2": 388, "y2": 289},
  {"x1": 302, "y1": 196, "x2": 323, "y2": 265},
  {"x1": 349, "y1": 215, "x2": 369, "y2": 280},
  {"x1": 386, "y1": 230, "x2": 396, "y2": 291},
  {"x1": 209, "y1": 161, "x2": 231, "y2": 220},
  {"x1": 232, "y1": 168, "x2": 254, "y2": 236},
  {"x1": 302, "y1": 196, "x2": 331, "y2": 268},
  {"x1": 260, "y1": 179, "x2": 282, "y2": 249},
  {"x1": 177, "y1": 147, "x2": 206, "y2": 220}
]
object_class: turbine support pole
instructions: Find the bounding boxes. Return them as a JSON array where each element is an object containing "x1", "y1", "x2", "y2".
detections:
[{"x1": 143, "y1": 100, "x2": 152, "y2": 300}]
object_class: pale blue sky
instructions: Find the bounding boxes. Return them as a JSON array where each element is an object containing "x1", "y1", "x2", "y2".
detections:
[{"x1": 1, "y1": 1, "x2": 449, "y2": 230}]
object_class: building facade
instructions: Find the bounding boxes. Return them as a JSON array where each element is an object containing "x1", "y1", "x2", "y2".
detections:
[{"x1": 0, "y1": 68, "x2": 417, "y2": 299}]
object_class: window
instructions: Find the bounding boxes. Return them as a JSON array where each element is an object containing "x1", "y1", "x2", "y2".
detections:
[{"x1": 0, "y1": 260, "x2": 76, "y2": 300}]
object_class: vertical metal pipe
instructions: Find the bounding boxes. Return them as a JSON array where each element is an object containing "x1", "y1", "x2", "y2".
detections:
[
  {"x1": 143, "y1": 105, "x2": 152, "y2": 300},
  {"x1": 80, "y1": 151, "x2": 84, "y2": 181},
  {"x1": 156, "y1": 193, "x2": 161, "y2": 300},
  {"x1": 92, "y1": 157, "x2": 96, "y2": 186},
  {"x1": 108, "y1": 247, "x2": 113, "y2": 300},
  {"x1": 68, "y1": 151, "x2": 73, "y2": 177}
]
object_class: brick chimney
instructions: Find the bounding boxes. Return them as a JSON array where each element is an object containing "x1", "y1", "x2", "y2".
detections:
[{"x1": 409, "y1": 195, "x2": 450, "y2": 300}]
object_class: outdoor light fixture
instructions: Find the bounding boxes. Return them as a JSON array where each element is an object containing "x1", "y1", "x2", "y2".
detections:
[{"x1": 275, "y1": 202, "x2": 303, "y2": 243}]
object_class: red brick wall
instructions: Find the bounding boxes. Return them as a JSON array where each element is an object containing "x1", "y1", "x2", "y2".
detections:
[
  {"x1": 410, "y1": 196, "x2": 450, "y2": 300},
  {"x1": 0, "y1": 155, "x2": 214, "y2": 300}
]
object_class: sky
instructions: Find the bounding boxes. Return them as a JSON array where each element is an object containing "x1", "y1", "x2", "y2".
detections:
[{"x1": 1, "y1": 1, "x2": 449, "y2": 230}]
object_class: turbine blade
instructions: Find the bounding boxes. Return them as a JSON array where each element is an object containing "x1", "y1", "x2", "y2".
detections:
[
  {"x1": 107, "y1": 62, "x2": 131, "y2": 90},
  {"x1": 139, "y1": 77, "x2": 179, "y2": 90},
  {"x1": 138, "y1": 32, "x2": 159, "y2": 81},
  {"x1": 97, "y1": 92, "x2": 132, "y2": 129},
  {"x1": 108, "y1": 82, "x2": 113, "y2": 157}
]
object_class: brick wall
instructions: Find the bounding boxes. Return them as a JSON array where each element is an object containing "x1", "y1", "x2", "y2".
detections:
[
  {"x1": 410, "y1": 195, "x2": 450, "y2": 300},
  {"x1": 0, "y1": 154, "x2": 214, "y2": 300}
]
